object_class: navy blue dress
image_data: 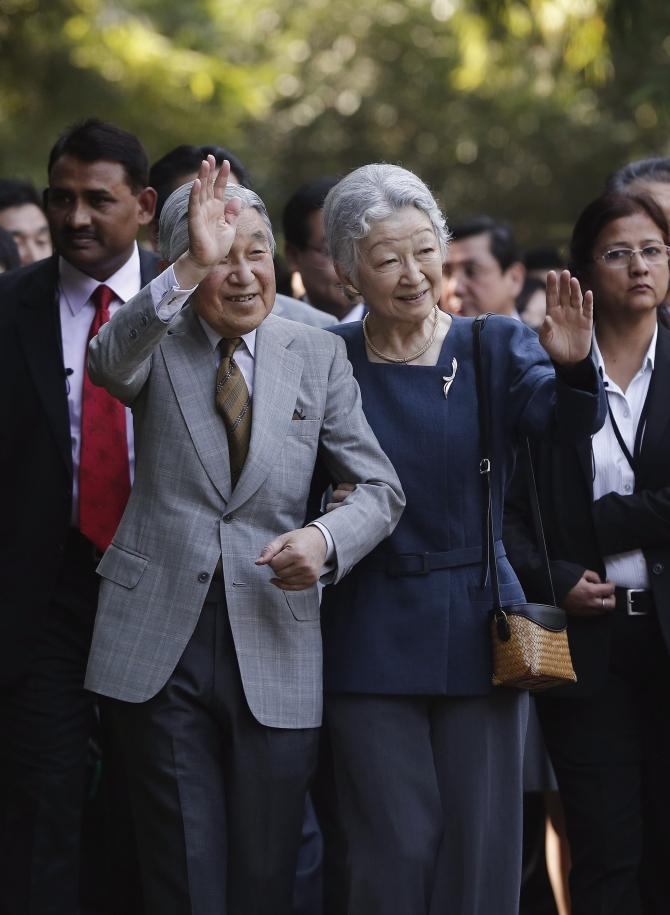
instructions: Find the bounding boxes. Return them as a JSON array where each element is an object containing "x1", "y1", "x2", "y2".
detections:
[{"x1": 322, "y1": 315, "x2": 606, "y2": 696}]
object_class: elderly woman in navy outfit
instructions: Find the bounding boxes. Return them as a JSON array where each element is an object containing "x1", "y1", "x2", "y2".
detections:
[{"x1": 319, "y1": 164, "x2": 606, "y2": 915}]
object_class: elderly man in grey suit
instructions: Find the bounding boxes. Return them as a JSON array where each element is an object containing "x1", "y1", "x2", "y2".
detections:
[{"x1": 84, "y1": 157, "x2": 404, "y2": 915}]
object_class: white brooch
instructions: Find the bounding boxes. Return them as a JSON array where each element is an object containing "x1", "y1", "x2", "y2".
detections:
[{"x1": 442, "y1": 358, "x2": 458, "y2": 399}]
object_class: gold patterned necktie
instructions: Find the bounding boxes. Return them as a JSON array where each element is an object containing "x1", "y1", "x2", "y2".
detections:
[{"x1": 215, "y1": 337, "x2": 252, "y2": 487}]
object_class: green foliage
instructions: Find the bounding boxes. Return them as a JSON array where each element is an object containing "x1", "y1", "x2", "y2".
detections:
[{"x1": 1, "y1": 0, "x2": 669, "y2": 247}]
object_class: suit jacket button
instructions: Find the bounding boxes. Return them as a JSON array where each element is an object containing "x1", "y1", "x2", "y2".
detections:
[
  {"x1": 129, "y1": 328, "x2": 138, "y2": 339},
  {"x1": 223, "y1": 514, "x2": 234, "y2": 523},
  {"x1": 198, "y1": 571, "x2": 209, "y2": 582},
  {"x1": 652, "y1": 562, "x2": 664, "y2": 576}
]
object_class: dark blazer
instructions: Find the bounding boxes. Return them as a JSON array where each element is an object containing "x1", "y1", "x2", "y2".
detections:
[
  {"x1": 0, "y1": 248, "x2": 160, "y2": 678},
  {"x1": 321, "y1": 316, "x2": 606, "y2": 696},
  {"x1": 504, "y1": 320, "x2": 670, "y2": 695}
]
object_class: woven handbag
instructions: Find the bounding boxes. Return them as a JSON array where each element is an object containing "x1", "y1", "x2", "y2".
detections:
[{"x1": 473, "y1": 315, "x2": 577, "y2": 691}]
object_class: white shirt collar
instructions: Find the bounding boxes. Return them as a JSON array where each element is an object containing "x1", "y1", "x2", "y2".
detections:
[
  {"x1": 592, "y1": 324, "x2": 657, "y2": 383},
  {"x1": 59, "y1": 243, "x2": 141, "y2": 315},
  {"x1": 197, "y1": 315, "x2": 257, "y2": 358},
  {"x1": 340, "y1": 302, "x2": 366, "y2": 323}
]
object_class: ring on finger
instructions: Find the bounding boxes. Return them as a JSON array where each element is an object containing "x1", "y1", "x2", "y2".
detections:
[{"x1": 601, "y1": 597, "x2": 605, "y2": 609}]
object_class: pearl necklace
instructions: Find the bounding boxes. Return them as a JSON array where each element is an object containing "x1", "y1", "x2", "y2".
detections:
[{"x1": 363, "y1": 304, "x2": 440, "y2": 364}]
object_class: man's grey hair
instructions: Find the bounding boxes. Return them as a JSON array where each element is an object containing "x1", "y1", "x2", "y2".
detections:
[
  {"x1": 323, "y1": 164, "x2": 449, "y2": 281},
  {"x1": 159, "y1": 181, "x2": 276, "y2": 264}
]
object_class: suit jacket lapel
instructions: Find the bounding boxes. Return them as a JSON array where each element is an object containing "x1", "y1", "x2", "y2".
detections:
[
  {"x1": 15, "y1": 258, "x2": 72, "y2": 475},
  {"x1": 226, "y1": 316, "x2": 303, "y2": 514},
  {"x1": 160, "y1": 307, "x2": 233, "y2": 503},
  {"x1": 638, "y1": 321, "x2": 670, "y2": 476},
  {"x1": 575, "y1": 437, "x2": 593, "y2": 497}
]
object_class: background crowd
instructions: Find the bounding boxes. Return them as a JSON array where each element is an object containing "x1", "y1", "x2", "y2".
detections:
[
  {"x1": 0, "y1": 2, "x2": 670, "y2": 900},
  {"x1": 0, "y1": 106, "x2": 668, "y2": 915}
]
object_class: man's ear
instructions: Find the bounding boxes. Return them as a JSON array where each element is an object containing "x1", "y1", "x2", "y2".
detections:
[
  {"x1": 504, "y1": 261, "x2": 526, "y2": 300},
  {"x1": 136, "y1": 186, "x2": 158, "y2": 225}
]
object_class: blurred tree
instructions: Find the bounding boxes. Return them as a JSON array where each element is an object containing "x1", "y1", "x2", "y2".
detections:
[
  {"x1": 0, "y1": 0, "x2": 668, "y2": 249},
  {"x1": 252, "y1": 0, "x2": 670, "y2": 246}
]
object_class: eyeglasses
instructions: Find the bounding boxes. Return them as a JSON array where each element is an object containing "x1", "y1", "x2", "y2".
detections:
[{"x1": 595, "y1": 245, "x2": 670, "y2": 269}]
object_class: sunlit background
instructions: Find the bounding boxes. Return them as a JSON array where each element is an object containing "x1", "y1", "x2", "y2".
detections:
[{"x1": 1, "y1": 0, "x2": 668, "y2": 249}]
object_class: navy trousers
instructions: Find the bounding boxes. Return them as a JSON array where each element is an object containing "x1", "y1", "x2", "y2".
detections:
[{"x1": 326, "y1": 689, "x2": 528, "y2": 915}]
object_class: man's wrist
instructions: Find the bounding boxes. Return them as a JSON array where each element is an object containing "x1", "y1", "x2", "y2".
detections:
[{"x1": 172, "y1": 251, "x2": 211, "y2": 290}]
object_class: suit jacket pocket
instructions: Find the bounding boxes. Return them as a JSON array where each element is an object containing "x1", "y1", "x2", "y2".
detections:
[
  {"x1": 96, "y1": 543, "x2": 149, "y2": 589},
  {"x1": 284, "y1": 585, "x2": 320, "y2": 621},
  {"x1": 286, "y1": 418, "x2": 321, "y2": 437}
]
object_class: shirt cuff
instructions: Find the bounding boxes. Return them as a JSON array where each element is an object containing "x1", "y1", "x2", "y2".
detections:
[
  {"x1": 151, "y1": 264, "x2": 198, "y2": 323},
  {"x1": 308, "y1": 521, "x2": 337, "y2": 582}
]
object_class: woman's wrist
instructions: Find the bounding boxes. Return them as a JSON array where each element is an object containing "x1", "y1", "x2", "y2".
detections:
[{"x1": 553, "y1": 356, "x2": 595, "y2": 388}]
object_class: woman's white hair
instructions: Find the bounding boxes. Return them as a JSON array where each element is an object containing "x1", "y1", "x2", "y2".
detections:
[
  {"x1": 159, "y1": 181, "x2": 276, "y2": 264},
  {"x1": 323, "y1": 163, "x2": 449, "y2": 281}
]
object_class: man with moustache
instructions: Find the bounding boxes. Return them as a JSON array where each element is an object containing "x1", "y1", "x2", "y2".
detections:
[
  {"x1": 0, "y1": 118, "x2": 157, "y2": 914},
  {"x1": 84, "y1": 160, "x2": 404, "y2": 915}
]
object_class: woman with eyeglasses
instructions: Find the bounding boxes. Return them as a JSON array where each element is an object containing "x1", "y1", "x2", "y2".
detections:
[{"x1": 505, "y1": 191, "x2": 670, "y2": 915}]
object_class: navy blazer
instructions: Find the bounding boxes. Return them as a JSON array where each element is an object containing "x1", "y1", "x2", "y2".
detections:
[
  {"x1": 0, "y1": 248, "x2": 160, "y2": 679},
  {"x1": 321, "y1": 316, "x2": 606, "y2": 696},
  {"x1": 504, "y1": 319, "x2": 670, "y2": 696}
]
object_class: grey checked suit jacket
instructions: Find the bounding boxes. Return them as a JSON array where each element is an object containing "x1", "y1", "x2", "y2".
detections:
[{"x1": 84, "y1": 286, "x2": 404, "y2": 728}]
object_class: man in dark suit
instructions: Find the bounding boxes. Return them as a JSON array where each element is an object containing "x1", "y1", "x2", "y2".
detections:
[
  {"x1": 504, "y1": 317, "x2": 670, "y2": 915},
  {"x1": 0, "y1": 118, "x2": 157, "y2": 915}
]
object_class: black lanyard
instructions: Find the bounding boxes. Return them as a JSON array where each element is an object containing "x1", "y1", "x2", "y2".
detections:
[{"x1": 605, "y1": 369, "x2": 654, "y2": 478}]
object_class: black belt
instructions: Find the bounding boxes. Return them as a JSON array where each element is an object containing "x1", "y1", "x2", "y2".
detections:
[
  {"x1": 614, "y1": 587, "x2": 655, "y2": 616},
  {"x1": 375, "y1": 541, "x2": 506, "y2": 578}
]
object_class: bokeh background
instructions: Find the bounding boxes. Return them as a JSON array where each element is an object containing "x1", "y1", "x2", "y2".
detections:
[{"x1": 2, "y1": 0, "x2": 669, "y2": 249}]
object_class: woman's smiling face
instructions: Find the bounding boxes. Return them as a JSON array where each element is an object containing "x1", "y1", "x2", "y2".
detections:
[{"x1": 347, "y1": 207, "x2": 443, "y2": 324}]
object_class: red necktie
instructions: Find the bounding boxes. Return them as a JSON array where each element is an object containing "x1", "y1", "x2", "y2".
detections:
[{"x1": 79, "y1": 284, "x2": 131, "y2": 552}]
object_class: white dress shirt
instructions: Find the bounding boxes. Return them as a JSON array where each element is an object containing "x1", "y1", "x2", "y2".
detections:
[
  {"x1": 150, "y1": 266, "x2": 335, "y2": 565},
  {"x1": 60, "y1": 244, "x2": 142, "y2": 526},
  {"x1": 591, "y1": 329, "x2": 657, "y2": 588},
  {"x1": 340, "y1": 302, "x2": 366, "y2": 323}
]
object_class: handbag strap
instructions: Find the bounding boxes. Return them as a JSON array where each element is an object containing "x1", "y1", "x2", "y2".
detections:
[
  {"x1": 472, "y1": 315, "x2": 557, "y2": 612},
  {"x1": 472, "y1": 315, "x2": 501, "y2": 609},
  {"x1": 523, "y1": 438, "x2": 557, "y2": 607}
]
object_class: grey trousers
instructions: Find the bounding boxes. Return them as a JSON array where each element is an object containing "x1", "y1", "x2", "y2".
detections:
[
  {"x1": 108, "y1": 581, "x2": 319, "y2": 915},
  {"x1": 326, "y1": 689, "x2": 529, "y2": 915}
]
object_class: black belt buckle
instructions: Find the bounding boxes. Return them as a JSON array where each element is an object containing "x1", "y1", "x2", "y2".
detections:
[{"x1": 626, "y1": 588, "x2": 648, "y2": 616}]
